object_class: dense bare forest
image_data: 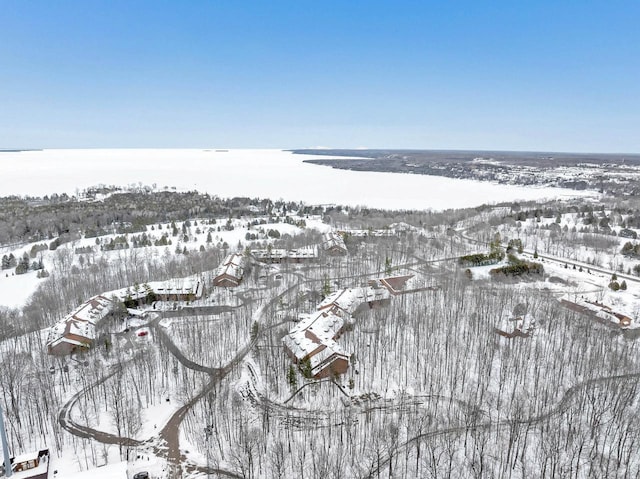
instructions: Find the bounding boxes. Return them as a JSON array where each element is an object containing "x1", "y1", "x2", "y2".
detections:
[{"x1": 1, "y1": 190, "x2": 640, "y2": 478}]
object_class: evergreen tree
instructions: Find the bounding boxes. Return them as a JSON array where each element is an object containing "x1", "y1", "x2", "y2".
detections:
[
  {"x1": 384, "y1": 256, "x2": 393, "y2": 275},
  {"x1": 287, "y1": 365, "x2": 298, "y2": 390},
  {"x1": 322, "y1": 276, "x2": 331, "y2": 297},
  {"x1": 15, "y1": 253, "x2": 30, "y2": 275}
]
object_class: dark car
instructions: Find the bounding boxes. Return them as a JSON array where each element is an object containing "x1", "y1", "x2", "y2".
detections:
[{"x1": 133, "y1": 473, "x2": 149, "y2": 479}]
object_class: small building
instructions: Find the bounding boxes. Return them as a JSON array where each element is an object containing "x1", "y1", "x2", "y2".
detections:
[
  {"x1": 283, "y1": 275, "x2": 419, "y2": 379},
  {"x1": 7, "y1": 449, "x2": 50, "y2": 478},
  {"x1": 615, "y1": 313, "x2": 633, "y2": 327},
  {"x1": 321, "y1": 232, "x2": 348, "y2": 256},
  {"x1": 213, "y1": 253, "x2": 245, "y2": 288}
]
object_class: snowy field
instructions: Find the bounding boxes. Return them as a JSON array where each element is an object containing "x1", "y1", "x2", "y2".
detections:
[
  {"x1": 0, "y1": 149, "x2": 595, "y2": 210},
  {"x1": 0, "y1": 215, "x2": 328, "y2": 308}
]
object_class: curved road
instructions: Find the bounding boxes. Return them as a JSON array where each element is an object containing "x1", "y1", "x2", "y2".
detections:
[{"x1": 361, "y1": 371, "x2": 640, "y2": 478}]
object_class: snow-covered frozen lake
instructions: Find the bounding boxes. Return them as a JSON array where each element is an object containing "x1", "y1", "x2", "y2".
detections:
[{"x1": 0, "y1": 149, "x2": 594, "y2": 210}]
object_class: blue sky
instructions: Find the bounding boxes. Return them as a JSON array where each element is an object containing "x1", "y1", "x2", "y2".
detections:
[{"x1": 1, "y1": 1, "x2": 638, "y2": 152}]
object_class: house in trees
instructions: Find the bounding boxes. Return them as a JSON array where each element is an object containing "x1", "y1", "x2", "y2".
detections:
[
  {"x1": 46, "y1": 295, "x2": 114, "y2": 355},
  {"x1": 46, "y1": 275, "x2": 204, "y2": 356},
  {"x1": 252, "y1": 246, "x2": 319, "y2": 264},
  {"x1": 6, "y1": 449, "x2": 50, "y2": 478},
  {"x1": 282, "y1": 310, "x2": 350, "y2": 379},
  {"x1": 494, "y1": 315, "x2": 536, "y2": 339},
  {"x1": 284, "y1": 274, "x2": 419, "y2": 378},
  {"x1": 213, "y1": 253, "x2": 246, "y2": 287},
  {"x1": 561, "y1": 298, "x2": 636, "y2": 329},
  {"x1": 321, "y1": 231, "x2": 348, "y2": 256}
]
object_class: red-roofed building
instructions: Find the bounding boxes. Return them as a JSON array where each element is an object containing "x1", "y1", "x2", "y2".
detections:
[{"x1": 213, "y1": 253, "x2": 246, "y2": 288}]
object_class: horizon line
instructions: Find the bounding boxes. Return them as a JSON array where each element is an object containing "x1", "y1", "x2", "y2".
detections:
[{"x1": 1, "y1": 147, "x2": 640, "y2": 156}]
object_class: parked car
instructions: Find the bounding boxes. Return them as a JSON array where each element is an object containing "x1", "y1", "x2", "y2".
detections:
[
  {"x1": 137, "y1": 330, "x2": 149, "y2": 337},
  {"x1": 133, "y1": 472, "x2": 149, "y2": 479}
]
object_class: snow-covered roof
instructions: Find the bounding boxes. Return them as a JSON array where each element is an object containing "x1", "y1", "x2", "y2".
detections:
[
  {"x1": 46, "y1": 295, "x2": 113, "y2": 349},
  {"x1": 215, "y1": 253, "x2": 245, "y2": 280},
  {"x1": 310, "y1": 343, "x2": 349, "y2": 377},
  {"x1": 292, "y1": 310, "x2": 344, "y2": 339},
  {"x1": 282, "y1": 331, "x2": 323, "y2": 361},
  {"x1": 252, "y1": 245, "x2": 319, "y2": 260},
  {"x1": 317, "y1": 288, "x2": 361, "y2": 315},
  {"x1": 361, "y1": 286, "x2": 390, "y2": 302},
  {"x1": 149, "y1": 277, "x2": 202, "y2": 297},
  {"x1": 11, "y1": 451, "x2": 40, "y2": 464},
  {"x1": 322, "y1": 231, "x2": 347, "y2": 252},
  {"x1": 108, "y1": 276, "x2": 203, "y2": 301},
  {"x1": 69, "y1": 295, "x2": 113, "y2": 324},
  {"x1": 9, "y1": 450, "x2": 49, "y2": 479},
  {"x1": 283, "y1": 310, "x2": 345, "y2": 361},
  {"x1": 67, "y1": 319, "x2": 96, "y2": 340},
  {"x1": 48, "y1": 336, "x2": 89, "y2": 349}
]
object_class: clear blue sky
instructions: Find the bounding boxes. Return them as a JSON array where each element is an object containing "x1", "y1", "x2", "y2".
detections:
[{"x1": 1, "y1": 1, "x2": 638, "y2": 152}]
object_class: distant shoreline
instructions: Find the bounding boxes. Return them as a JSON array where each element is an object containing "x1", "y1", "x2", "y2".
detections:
[
  {"x1": 291, "y1": 148, "x2": 640, "y2": 195},
  {"x1": 0, "y1": 149, "x2": 43, "y2": 153}
]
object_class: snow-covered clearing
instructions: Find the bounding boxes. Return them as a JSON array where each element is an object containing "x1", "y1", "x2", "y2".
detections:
[
  {"x1": 0, "y1": 269, "x2": 41, "y2": 308},
  {"x1": 0, "y1": 214, "x2": 327, "y2": 308},
  {"x1": 0, "y1": 149, "x2": 595, "y2": 210}
]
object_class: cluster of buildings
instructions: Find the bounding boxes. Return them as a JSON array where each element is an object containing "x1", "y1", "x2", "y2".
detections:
[
  {"x1": 561, "y1": 298, "x2": 634, "y2": 328},
  {"x1": 47, "y1": 248, "x2": 255, "y2": 356},
  {"x1": 46, "y1": 277, "x2": 204, "y2": 356},
  {"x1": 282, "y1": 275, "x2": 414, "y2": 379},
  {"x1": 46, "y1": 249, "x2": 249, "y2": 356},
  {"x1": 250, "y1": 231, "x2": 348, "y2": 264},
  {"x1": 46, "y1": 229, "x2": 358, "y2": 358}
]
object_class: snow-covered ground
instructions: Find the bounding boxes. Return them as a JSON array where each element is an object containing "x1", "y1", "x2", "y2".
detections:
[
  {"x1": 0, "y1": 215, "x2": 327, "y2": 308},
  {"x1": 0, "y1": 149, "x2": 595, "y2": 210},
  {"x1": 0, "y1": 269, "x2": 41, "y2": 308}
]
